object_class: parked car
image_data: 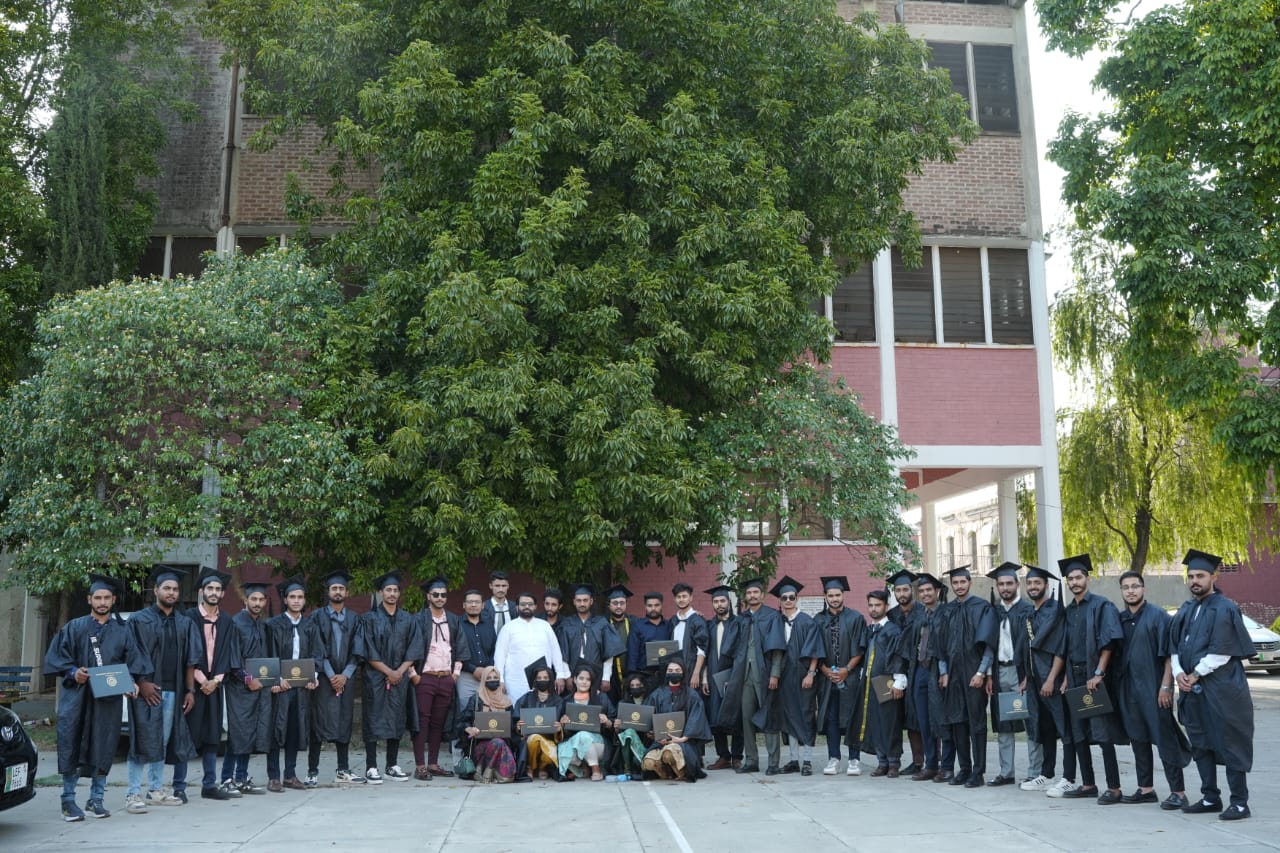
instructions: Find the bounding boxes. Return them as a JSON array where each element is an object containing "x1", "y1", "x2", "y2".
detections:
[
  {"x1": 1242, "y1": 614, "x2": 1280, "y2": 675},
  {"x1": 0, "y1": 704, "x2": 37, "y2": 813}
]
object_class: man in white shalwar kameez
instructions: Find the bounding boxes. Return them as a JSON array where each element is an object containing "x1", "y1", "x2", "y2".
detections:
[{"x1": 494, "y1": 592, "x2": 569, "y2": 697}]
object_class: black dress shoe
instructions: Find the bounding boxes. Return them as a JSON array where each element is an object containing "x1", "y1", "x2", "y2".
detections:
[
  {"x1": 912, "y1": 768, "x2": 938, "y2": 782},
  {"x1": 1219, "y1": 804, "x2": 1251, "y2": 821},
  {"x1": 870, "y1": 765, "x2": 889, "y2": 777},
  {"x1": 736, "y1": 763, "x2": 759, "y2": 774},
  {"x1": 948, "y1": 772, "x2": 969, "y2": 786},
  {"x1": 964, "y1": 777, "x2": 984, "y2": 788},
  {"x1": 901, "y1": 762, "x2": 922, "y2": 775},
  {"x1": 781, "y1": 760, "x2": 800, "y2": 774},
  {"x1": 1160, "y1": 793, "x2": 1189, "y2": 811},
  {"x1": 986, "y1": 775, "x2": 1015, "y2": 787},
  {"x1": 1183, "y1": 798, "x2": 1223, "y2": 814},
  {"x1": 933, "y1": 770, "x2": 953, "y2": 784},
  {"x1": 1062, "y1": 785, "x2": 1098, "y2": 799},
  {"x1": 765, "y1": 765, "x2": 782, "y2": 776},
  {"x1": 200, "y1": 786, "x2": 231, "y2": 801},
  {"x1": 800, "y1": 762, "x2": 813, "y2": 777},
  {"x1": 1096, "y1": 789, "x2": 1123, "y2": 805},
  {"x1": 1121, "y1": 790, "x2": 1159, "y2": 804}
]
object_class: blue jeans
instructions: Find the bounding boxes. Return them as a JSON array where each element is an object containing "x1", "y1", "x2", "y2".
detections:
[
  {"x1": 199, "y1": 746, "x2": 219, "y2": 789},
  {"x1": 911, "y1": 667, "x2": 938, "y2": 770},
  {"x1": 126, "y1": 690, "x2": 188, "y2": 795},
  {"x1": 824, "y1": 687, "x2": 846, "y2": 759},
  {"x1": 221, "y1": 752, "x2": 249, "y2": 784},
  {"x1": 61, "y1": 772, "x2": 106, "y2": 805}
]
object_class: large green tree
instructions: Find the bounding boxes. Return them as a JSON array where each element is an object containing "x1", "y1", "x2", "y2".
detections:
[
  {"x1": 0, "y1": 251, "x2": 375, "y2": 594},
  {"x1": 1042, "y1": 0, "x2": 1280, "y2": 478},
  {"x1": 206, "y1": 0, "x2": 973, "y2": 583},
  {"x1": 1054, "y1": 229, "x2": 1260, "y2": 572}
]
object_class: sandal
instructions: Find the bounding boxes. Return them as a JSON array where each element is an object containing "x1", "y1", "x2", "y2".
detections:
[
  {"x1": 590, "y1": 770, "x2": 604, "y2": 781},
  {"x1": 414, "y1": 766, "x2": 432, "y2": 781},
  {"x1": 427, "y1": 765, "x2": 454, "y2": 778}
]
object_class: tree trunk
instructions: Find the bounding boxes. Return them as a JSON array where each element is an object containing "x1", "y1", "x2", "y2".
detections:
[{"x1": 1130, "y1": 505, "x2": 1152, "y2": 575}]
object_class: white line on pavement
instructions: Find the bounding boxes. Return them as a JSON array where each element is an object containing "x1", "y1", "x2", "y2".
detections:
[{"x1": 643, "y1": 781, "x2": 694, "y2": 853}]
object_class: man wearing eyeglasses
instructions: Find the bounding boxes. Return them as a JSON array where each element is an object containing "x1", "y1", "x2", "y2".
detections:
[
  {"x1": 772, "y1": 576, "x2": 822, "y2": 776},
  {"x1": 411, "y1": 578, "x2": 471, "y2": 780}
]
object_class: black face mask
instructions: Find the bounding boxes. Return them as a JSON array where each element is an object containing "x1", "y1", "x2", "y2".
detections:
[
  {"x1": 484, "y1": 680, "x2": 501, "y2": 690},
  {"x1": 630, "y1": 691, "x2": 646, "y2": 701},
  {"x1": 534, "y1": 679, "x2": 552, "y2": 691},
  {"x1": 665, "y1": 672, "x2": 683, "y2": 686}
]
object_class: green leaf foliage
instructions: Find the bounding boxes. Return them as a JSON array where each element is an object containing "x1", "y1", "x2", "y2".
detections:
[
  {"x1": 205, "y1": 0, "x2": 974, "y2": 584},
  {"x1": 0, "y1": 250, "x2": 376, "y2": 594},
  {"x1": 1043, "y1": 0, "x2": 1280, "y2": 481}
]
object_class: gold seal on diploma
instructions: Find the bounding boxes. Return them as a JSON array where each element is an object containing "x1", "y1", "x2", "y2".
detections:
[
  {"x1": 630, "y1": 711, "x2": 640, "y2": 722},
  {"x1": 291, "y1": 666, "x2": 302, "y2": 679},
  {"x1": 488, "y1": 718, "x2": 498, "y2": 730},
  {"x1": 665, "y1": 719, "x2": 676, "y2": 732},
  {"x1": 578, "y1": 711, "x2": 588, "y2": 722},
  {"x1": 1082, "y1": 693, "x2": 1094, "y2": 707},
  {"x1": 658, "y1": 647, "x2": 667, "y2": 657},
  {"x1": 1012, "y1": 698, "x2": 1024, "y2": 710},
  {"x1": 534, "y1": 714, "x2": 544, "y2": 725},
  {"x1": 106, "y1": 675, "x2": 118, "y2": 688},
  {"x1": 259, "y1": 665, "x2": 269, "y2": 677}
]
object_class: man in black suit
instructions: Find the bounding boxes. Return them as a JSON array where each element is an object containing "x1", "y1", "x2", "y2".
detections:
[{"x1": 480, "y1": 571, "x2": 518, "y2": 634}]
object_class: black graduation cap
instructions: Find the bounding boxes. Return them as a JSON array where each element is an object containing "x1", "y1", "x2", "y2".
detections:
[
  {"x1": 241, "y1": 581, "x2": 270, "y2": 596},
  {"x1": 606, "y1": 584, "x2": 633, "y2": 600},
  {"x1": 671, "y1": 582, "x2": 693, "y2": 595},
  {"x1": 372, "y1": 571, "x2": 403, "y2": 591},
  {"x1": 821, "y1": 576, "x2": 851, "y2": 592},
  {"x1": 866, "y1": 588, "x2": 890, "y2": 602},
  {"x1": 523, "y1": 656, "x2": 553, "y2": 688},
  {"x1": 986, "y1": 562, "x2": 1021, "y2": 581},
  {"x1": 769, "y1": 575, "x2": 803, "y2": 598},
  {"x1": 1057, "y1": 554, "x2": 1093, "y2": 577},
  {"x1": 88, "y1": 573, "x2": 122, "y2": 595},
  {"x1": 945, "y1": 565, "x2": 972, "y2": 580},
  {"x1": 1183, "y1": 549, "x2": 1223, "y2": 573},
  {"x1": 196, "y1": 568, "x2": 231, "y2": 589},
  {"x1": 886, "y1": 570, "x2": 917, "y2": 588},
  {"x1": 276, "y1": 575, "x2": 306, "y2": 598},
  {"x1": 573, "y1": 583, "x2": 596, "y2": 597},
  {"x1": 149, "y1": 564, "x2": 186, "y2": 587},
  {"x1": 421, "y1": 576, "x2": 449, "y2": 593},
  {"x1": 741, "y1": 577, "x2": 766, "y2": 591},
  {"x1": 704, "y1": 584, "x2": 734, "y2": 598},
  {"x1": 322, "y1": 571, "x2": 353, "y2": 588},
  {"x1": 1024, "y1": 565, "x2": 1055, "y2": 582},
  {"x1": 915, "y1": 572, "x2": 945, "y2": 590},
  {"x1": 543, "y1": 587, "x2": 564, "y2": 603}
]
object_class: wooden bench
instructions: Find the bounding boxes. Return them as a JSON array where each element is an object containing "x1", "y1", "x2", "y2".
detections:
[{"x1": 0, "y1": 666, "x2": 33, "y2": 706}]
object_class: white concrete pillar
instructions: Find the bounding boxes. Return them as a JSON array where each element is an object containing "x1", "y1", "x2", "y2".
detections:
[
  {"x1": 920, "y1": 501, "x2": 938, "y2": 576},
  {"x1": 997, "y1": 476, "x2": 1019, "y2": 563}
]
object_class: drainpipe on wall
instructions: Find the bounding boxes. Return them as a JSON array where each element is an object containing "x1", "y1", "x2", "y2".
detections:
[{"x1": 216, "y1": 60, "x2": 240, "y2": 257}]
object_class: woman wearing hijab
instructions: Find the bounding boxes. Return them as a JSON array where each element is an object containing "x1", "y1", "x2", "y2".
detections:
[
  {"x1": 557, "y1": 663, "x2": 615, "y2": 781},
  {"x1": 512, "y1": 661, "x2": 566, "y2": 780},
  {"x1": 457, "y1": 666, "x2": 517, "y2": 783},
  {"x1": 642, "y1": 658, "x2": 713, "y2": 782}
]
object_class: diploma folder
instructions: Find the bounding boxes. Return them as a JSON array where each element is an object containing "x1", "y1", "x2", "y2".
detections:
[
  {"x1": 646, "y1": 640, "x2": 681, "y2": 668},
  {"x1": 519, "y1": 708, "x2": 558, "y2": 735},
  {"x1": 711, "y1": 669, "x2": 730, "y2": 698},
  {"x1": 617, "y1": 702, "x2": 653, "y2": 732},
  {"x1": 87, "y1": 665, "x2": 135, "y2": 698},
  {"x1": 653, "y1": 711, "x2": 686, "y2": 740},
  {"x1": 475, "y1": 710, "x2": 512, "y2": 739},
  {"x1": 997, "y1": 690, "x2": 1031, "y2": 721},
  {"x1": 565, "y1": 703, "x2": 602, "y2": 733},
  {"x1": 280, "y1": 658, "x2": 316, "y2": 687},
  {"x1": 871, "y1": 674, "x2": 896, "y2": 704},
  {"x1": 1066, "y1": 682, "x2": 1114, "y2": 719},
  {"x1": 245, "y1": 657, "x2": 280, "y2": 688}
]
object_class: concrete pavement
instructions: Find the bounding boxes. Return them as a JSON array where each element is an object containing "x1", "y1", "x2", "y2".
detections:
[{"x1": 3, "y1": 677, "x2": 1278, "y2": 851}]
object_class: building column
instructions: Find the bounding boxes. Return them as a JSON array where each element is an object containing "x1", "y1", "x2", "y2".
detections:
[
  {"x1": 997, "y1": 476, "x2": 1019, "y2": 563},
  {"x1": 1028, "y1": 240, "x2": 1064, "y2": 571},
  {"x1": 874, "y1": 247, "x2": 898, "y2": 428},
  {"x1": 920, "y1": 501, "x2": 938, "y2": 576}
]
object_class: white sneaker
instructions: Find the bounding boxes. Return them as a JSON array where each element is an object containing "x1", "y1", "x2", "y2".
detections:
[
  {"x1": 1046, "y1": 778, "x2": 1078, "y2": 798},
  {"x1": 1020, "y1": 775, "x2": 1052, "y2": 791},
  {"x1": 124, "y1": 793, "x2": 147, "y2": 814},
  {"x1": 847, "y1": 760, "x2": 861, "y2": 777},
  {"x1": 303, "y1": 774, "x2": 318, "y2": 789},
  {"x1": 145, "y1": 788, "x2": 183, "y2": 807},
  {"x1": 364, "y1": 768, "x2": 384, "y2": 785},
  {"x1": 823, "y1": 758, "x2": 840, "y2": 776},
  {"x1": 335, "y1": 770, "x2": 366, "y2": 785},
  {"x1": 385, "y1": 765, "x2": 410, "y2": 781}
]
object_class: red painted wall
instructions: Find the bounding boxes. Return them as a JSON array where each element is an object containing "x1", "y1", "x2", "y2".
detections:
[{"x1": 895, "y1": 347, "x2": 1040, "y2": 445}]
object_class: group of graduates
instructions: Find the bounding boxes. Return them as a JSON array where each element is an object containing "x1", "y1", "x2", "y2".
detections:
[{"x1": 45, "y1": 549, "x2": 1256, "y2": 823}]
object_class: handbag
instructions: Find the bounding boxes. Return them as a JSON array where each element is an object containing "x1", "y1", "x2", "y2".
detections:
[{"x1": 456, "y1": 743, "x2": 476, "y2": 780}]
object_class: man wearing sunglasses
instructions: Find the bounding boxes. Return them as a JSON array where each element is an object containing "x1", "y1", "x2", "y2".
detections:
[{"x1": 411, "y1": 578, "x2": 471, "y2": 780}]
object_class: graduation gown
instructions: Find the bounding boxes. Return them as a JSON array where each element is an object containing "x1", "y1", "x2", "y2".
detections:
[
  {"x1": 704, "y1": 615, "x2": 739, "y2": 733},
  {"x1": 668, "y1": 611, "x2": 710, "y2": 683},
  {"x1": 607, "y1": 615, "x2": 640, "y2": 699},
  {"x1": 777, "y1": 611, "x2": 823, "y2": 744},
  {"x1": 990, "y1": 598, "x2": 1034, "y2": 734},
  {"x1": 1117, "y1": 602, "x2": 1190, "y2": 766},
  {"x1": 511, "y1": 689, "x2": 567, "y2": 777},
  {"x1": 1171, "y1": 592, "x2": 1255, "y2": 771},
  {"x1": 266, "y1": 613, "x2": 324, "y2": 745},
  {"x1": 936, "y1": 595, "x2": 998, "y2": 730},
  {"x1": 225, "y1": 610, "x2": 273, "y2": 755},
  {"x1": 43, "y1": 615, "x2": 150, "y2": 776},
  {"x1": 356, "y1": 605, "x2": 424, "y2": 741},
  {"x1": 813, "y1": 607, "x2": 868, "y2": 731},
  {"x1": 1063, "y1": 592, "x2": 1127, "y2": 744},
  {"x1": 559, "y1": 614, "x2": 627, "y2": 679},
  {"x1": 127, "y1": 605, "x2": 201, "y2": 765},
  {"x1": 717, "y1": 605, "x2": 787, "y2": 732},
  {"x1": 310, "y1": 606, "x2": 360, "y2": 744},
  {"x1": 184, "y1": 607, "x2": 241, "y2": 750},
  {"x1": 646, "y1": 684, "x2": 713, "y2": 775},
  {"x1": 1024, "y1": 598, "x2": 1068, "y2": 745},
  {"x1": 894, "y1": 605, "x2": 926, "y2": 730},
  {"x1": 851, "y1": 620, "x2": 906, "y2": 757}
]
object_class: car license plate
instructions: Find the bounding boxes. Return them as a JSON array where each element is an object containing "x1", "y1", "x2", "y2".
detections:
[
  {"x1": 4, "y1": 762, "x2": 28, "y2": 793},
  {"x1": 1258, "y1": 652, "x2": 1270, "y2": 662}
]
